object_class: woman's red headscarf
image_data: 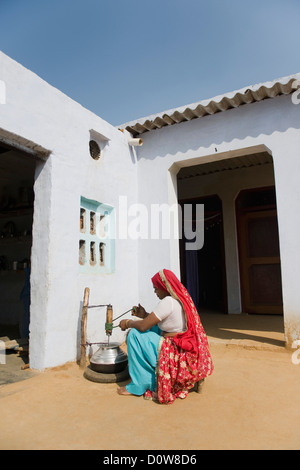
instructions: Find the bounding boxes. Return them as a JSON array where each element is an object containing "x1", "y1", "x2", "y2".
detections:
[
  {"x1": 150, "y1": 269, "x2": 213, "y2": 403},
  {"x1": 151, "y1": 269, "x2": 200, "y2": 354}
]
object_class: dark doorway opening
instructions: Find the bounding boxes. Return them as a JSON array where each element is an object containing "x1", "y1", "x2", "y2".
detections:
[
  {"x1": 0, "y1": 142, "x2": 36, "y2": 341},
  {"x1": 180, "y1": 195, "x2": 227, "y2": 313}
]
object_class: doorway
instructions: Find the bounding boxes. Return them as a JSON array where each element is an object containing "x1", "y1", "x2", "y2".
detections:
[
  {"x1": 0, "y1": 143, "x2": 36, "y2": 341},
  {"x1": 236, "y1": 187, "x2": 283, "y2": 314},
  {"x1": 180, "y1": 195, "x2": 227, "y2": 312}
]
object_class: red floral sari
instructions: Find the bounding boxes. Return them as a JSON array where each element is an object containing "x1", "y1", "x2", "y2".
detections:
[{"x1": 149, "y1": 269, "x2": 213, "y2": 404}]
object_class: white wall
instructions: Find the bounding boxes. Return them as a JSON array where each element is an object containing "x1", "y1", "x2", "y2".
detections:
[
  {"x1": 136, "y1": 93, "x2": 300, "y2": 347},
  {"x1": 0, "y1": 52, "x2": 139, "y2": 368}
]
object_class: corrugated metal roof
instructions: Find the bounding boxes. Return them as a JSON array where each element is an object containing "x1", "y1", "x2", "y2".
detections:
[{"x1": 119, "y1": 74, "x2": 300, "y2": 136}]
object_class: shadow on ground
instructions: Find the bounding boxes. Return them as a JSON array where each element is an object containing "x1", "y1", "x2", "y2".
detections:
[
  {"x1": 0, "y1": 312, "x2": 285, "y2": 386},
  {"x1": 200, "y1": 311, "x2": 285, "y2": 348}
]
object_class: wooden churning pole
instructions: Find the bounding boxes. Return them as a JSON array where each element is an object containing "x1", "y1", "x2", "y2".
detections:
[{"x1": 80, "y1": 287, "x2": 90, "y2": 369}]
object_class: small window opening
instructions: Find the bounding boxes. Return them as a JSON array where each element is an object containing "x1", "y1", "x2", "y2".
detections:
[
  {"x1": 79, "y1": 196, "x2": 115, "y2": 273},
  {"x1": 79, "y1": 240, "x2": 86, "y2": 265},
  {"x1": 89, "y1": 140, "x2": 101, "y2": 160},
  {"x1": 90, "y1": 241, "x2": 96, "y2": 266},
  {"x1": 90, "y1": 211, "x2": 96, "y2": 234},
  {"x1": 99, "y1": 215, "x2": 106, "y2": 238},
  {"x1": 99, "y1": 242, "x2": 105, "y2": 266},
  {"x1": 80, "y1": 208, "x2": 86, "y2": 232}
]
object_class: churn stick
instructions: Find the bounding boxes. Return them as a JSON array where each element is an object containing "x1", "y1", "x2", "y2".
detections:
[
  {"x1": 80, "y1": 287, "x2": 90, "y2": 369},
  {"x1": 106, "y1": 305, "x2": 113, "y2": 346}
]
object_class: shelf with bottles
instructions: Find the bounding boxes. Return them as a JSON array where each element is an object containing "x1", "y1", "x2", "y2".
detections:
[
  {"x1": 0, "y1": 213, "x2": 32, "y2": 241},
  {"x1": 0, "y1": 233, "x2": 32, "y2": 244},
  {"x1": 0, "y1": 185, "x2": 34, "y2": 216},
  {"x1": 0, "y1": 256, "x2": 30, "y2": 273},
  {"x1": 0, "y1": 205, "x2": 33, "y2": 218}
]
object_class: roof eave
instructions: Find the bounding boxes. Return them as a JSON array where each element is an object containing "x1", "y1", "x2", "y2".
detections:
[{"x1": 118, "y1": 73, "x2": 300, "y2": 136}]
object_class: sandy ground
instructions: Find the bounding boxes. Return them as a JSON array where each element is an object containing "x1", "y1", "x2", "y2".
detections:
[{"x1": 0, "y1": 340, "x2": 299, "y2": 451}]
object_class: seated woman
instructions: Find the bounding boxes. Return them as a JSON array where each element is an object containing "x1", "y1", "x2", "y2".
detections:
[{"x1": 118, "y1": 269, "x2": 213, "y2": 404}]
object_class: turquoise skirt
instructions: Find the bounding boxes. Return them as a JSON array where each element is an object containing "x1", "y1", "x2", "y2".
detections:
[{"x1": 125, "y1": 326, "x2": 162, "y2": 396}]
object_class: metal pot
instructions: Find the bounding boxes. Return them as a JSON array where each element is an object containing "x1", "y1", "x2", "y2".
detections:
[{"x1": 89, "y1": 342, "x2": 128, "y2": 374}]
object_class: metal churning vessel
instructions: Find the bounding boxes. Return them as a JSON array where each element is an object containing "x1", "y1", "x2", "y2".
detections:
[
  {"x1": 89, "y1": 342, "x2": 128, "y2": 374},
  {"x1": 80, "y1": 289, "x2": 131, "y2": 381},
  {"x1": 89, "y1": 304, "x2": 129, "y2": 374}
]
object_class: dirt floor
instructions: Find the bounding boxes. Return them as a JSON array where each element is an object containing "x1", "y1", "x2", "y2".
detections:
[{"x1": 0, "y1": 314, "x2": 300, "y2": 450}]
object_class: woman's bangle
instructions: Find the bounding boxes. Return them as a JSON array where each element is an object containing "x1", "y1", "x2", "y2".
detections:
[{"x1": 126, "y1": 319, "x2": 131, "y2": 329}]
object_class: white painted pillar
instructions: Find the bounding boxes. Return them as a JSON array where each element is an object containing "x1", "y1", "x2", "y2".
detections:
[
  {"x1": 29, "y1": 158, "x2": 53, "y2": 369},
  {"x1": 221, "y1": 191, "x2": 242, "y2": 314},
  {"x1": 272, "y1": 144, "x2": 300, "y2": 347},
  {"x1": 168, "y1": 165, "x2": 181, "y2": 279}
]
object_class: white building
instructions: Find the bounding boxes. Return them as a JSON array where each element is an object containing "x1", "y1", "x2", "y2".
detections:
[{"x1": 0, "y1": 51, "x2": 300, "y2": 369}]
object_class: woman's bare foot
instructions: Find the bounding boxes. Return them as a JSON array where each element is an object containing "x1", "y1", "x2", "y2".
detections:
[
  {"x1": 117, "y1": 386, "x2": 133, "y2": 396},
  {"x1": 144, "y1": 390, "x2": 158, "y2": 400}
]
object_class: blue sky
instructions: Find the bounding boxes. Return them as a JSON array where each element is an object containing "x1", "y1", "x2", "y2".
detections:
[{"x1": 1, "y1": 0, "x2": 300, "y2": 126}]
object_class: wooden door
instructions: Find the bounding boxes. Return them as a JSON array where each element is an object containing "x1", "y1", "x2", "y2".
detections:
[{"x1": 238, "y1": 209, "x2": 283, "y2": 314}]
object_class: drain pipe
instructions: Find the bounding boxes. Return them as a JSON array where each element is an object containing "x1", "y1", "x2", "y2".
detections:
[{"x1": 128, "y1": 138, "x2": 143, "y2": 147}]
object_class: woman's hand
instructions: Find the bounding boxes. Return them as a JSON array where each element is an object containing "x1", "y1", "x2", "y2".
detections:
[
  {"x1": 119, "y1": 304, "x2": 147, "y2": 331},
  {"x1": 132, "y1": 304, "x2": 147, "y2": 319},
  {"x1": 119, "y1": 319, "x2": 130, "y2": 331},
  {"x1": 120, "y1": 312, "x2": 160, "y2": 333}
]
